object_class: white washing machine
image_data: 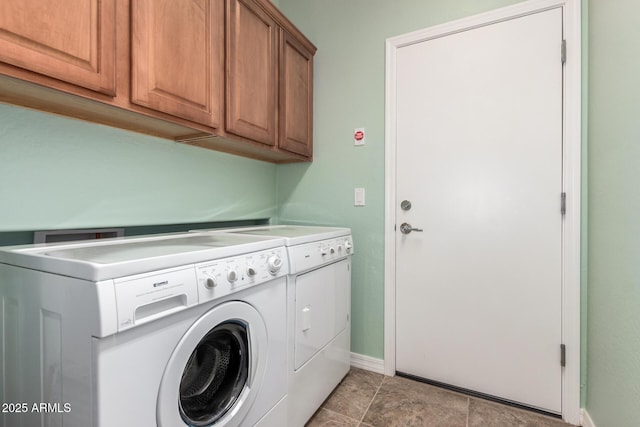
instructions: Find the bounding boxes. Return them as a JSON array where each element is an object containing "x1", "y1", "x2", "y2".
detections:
[
  {"x1": 195, "y1": 225, "x2": 353, "y2": 427},
  {"x1": 0, "y1": 232, "x2": 289, "y2": 427}
]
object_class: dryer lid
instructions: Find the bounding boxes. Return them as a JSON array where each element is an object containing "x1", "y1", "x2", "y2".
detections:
[{"x1": 214, "y1": 225, "x2": 351, "y2": 246}]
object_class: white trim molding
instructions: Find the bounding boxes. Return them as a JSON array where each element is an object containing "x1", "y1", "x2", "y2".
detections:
[
  {"x1": 350, "y1": 352, "x2": 385, "y2": 375},
  {"x1": 384, "y1": 0, "x2": 581, "y2": 425},
  {"x1": 581, "y1": 409, "x2": 597, "y2": 427}
]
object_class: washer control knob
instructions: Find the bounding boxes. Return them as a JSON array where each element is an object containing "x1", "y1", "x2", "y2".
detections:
[
  {"x1": 330, "y1": 247, "x2": 336, "y2": 255},
  {"x1": 247, "y1": 266, "x2": 257, "y2": 277},
  {"x1": 344, "y1": 240, "x2": 353, "y2": 253},
  {"x1": 267, "y1": 255, "x2": 283, "y2": 274},
  {"x1": 205, "y1": 277, "x2": 217, "y2": 289},
  {"x1": 227, "y1": 269, "x2": 238, "y2": 283},
  {"x1": 320, "y1": 247, "x2": 328, "y2": 256},
  {"x1": 337, "y1": 244, "x2": 344, "y2": 253}
]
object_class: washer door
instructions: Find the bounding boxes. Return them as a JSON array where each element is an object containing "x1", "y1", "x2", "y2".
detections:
[{"x1": 157, "y1": 301, "x2": 268, "y2": 427}]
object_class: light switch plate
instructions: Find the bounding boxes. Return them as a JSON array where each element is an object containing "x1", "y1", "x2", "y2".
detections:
[{"x1": 354, "y1": 188, "x2": 365, "y2": 206}]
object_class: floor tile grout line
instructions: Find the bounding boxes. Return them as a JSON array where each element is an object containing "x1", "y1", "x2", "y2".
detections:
[
  {"x1": 358, "y1": 375, "x2": 386, "y2": 424},
  {"x1": 321, "y1": 407, "x2": 362, "y2": 425},
  {"x1": 466, "y1": 397, "x2": 470, "y2": 427}
]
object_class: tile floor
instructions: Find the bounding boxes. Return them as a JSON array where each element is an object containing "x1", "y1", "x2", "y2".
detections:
[{"x1": 305, "y1": 368, "x2": 576, "y2": 427}]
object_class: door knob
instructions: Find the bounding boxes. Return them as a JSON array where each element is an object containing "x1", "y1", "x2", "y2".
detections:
[
  {"x1": 400, "y1": 223, "x2": 423, "y2": 234},
  {"x1": 400, "y1": 200, "x2": 412, "y2": 211}
]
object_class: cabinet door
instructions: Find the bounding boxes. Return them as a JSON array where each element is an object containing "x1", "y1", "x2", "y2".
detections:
[
  {"x1": 131, "y1": 0, "x2": 224, "y2": 128},
  {"x1": 279, "y1": 30, "x2": 314, "y2": 157},
  {"x1": 0, "y1": 0, "x2": 116, "y2": 95},
  {"x1": 226, "y1": 0, "x2": 277, "y2": 146}
]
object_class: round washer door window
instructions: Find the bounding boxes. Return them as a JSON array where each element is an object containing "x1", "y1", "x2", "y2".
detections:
[
  {"x1": 157, "y1": 302, "x2": 268, "y2": 427},
  {"x1": 180, "y1": 321, "x2": 248, "y2": 425}
]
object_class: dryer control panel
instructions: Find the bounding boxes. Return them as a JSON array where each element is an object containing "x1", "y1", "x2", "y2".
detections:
[
  {"x1": 288, "y1": 236, "x2": 354, "y2": 274},
  {"x1": 195, "y1": 247, "x2": 287, "y2": 303}
]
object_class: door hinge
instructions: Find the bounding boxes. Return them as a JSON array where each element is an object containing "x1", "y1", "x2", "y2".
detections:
[
  {"x1": 561, "y1": 39, "x2": 567, "y2": 65},
  {"x1": 561, "y1": 344, "x2": 566, "y2": 367},
  {"x1": 561, "y1": 192, "x2": 567, "y2": 215}
]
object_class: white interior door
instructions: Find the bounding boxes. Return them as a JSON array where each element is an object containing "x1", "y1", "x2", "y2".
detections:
[{"x1": 395, "y1": 8, "x2": 564, "y2": 413}]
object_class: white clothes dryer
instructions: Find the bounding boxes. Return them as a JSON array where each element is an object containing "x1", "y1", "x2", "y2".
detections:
[
  {"x1": 0, "y1": 232, "x2": 288, "y2": 427},
  {"x1": 195, "y1": 225, "x2": 354, "y2": 427}
]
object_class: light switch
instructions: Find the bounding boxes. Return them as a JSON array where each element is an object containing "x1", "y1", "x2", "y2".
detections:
[{"x1": 354, "y1": 188, "x2": 365, "y2": 206}]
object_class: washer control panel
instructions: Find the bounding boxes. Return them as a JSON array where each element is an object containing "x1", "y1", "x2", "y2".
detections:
[
  {"x1": 195, "y1": 247, "x2": 287, "y2": 303},
  {"x1": 113, "y1": 266, "x2": 199, "y2": 332},
  {"x1": 288, "y1": 235, "x2": 354, "y2": 274}
]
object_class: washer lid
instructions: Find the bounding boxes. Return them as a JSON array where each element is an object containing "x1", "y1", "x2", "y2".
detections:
[{"x1": 0, "y1": 233, "x2": 285, "y2": 282}]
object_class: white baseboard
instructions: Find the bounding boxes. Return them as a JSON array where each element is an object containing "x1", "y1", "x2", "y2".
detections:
[
  {"x1": 580, "y1": 409, "x2": 596, "y2": 427},
  {"x1": 350, "y1": 352, "x2": 385, "y2": 374}
]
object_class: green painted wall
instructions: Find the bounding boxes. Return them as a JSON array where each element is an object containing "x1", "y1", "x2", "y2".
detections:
[
  {"x1": 276, "y1": 0, "x2": 521, "y2": 360},
  {"x1": 0, "y1": 104, "x2": 276, "y2": 232},
  {"x1": 586, "y1": 0, "x2": 640, "y2": 426}
]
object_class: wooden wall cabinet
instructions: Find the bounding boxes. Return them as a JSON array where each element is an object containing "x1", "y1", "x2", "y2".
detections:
[
  {"x1": 0, "y1": 0, "x2": 116, "y2": 95},
  {"x1": 131, "y1": 0, "x2": 225, "y2": 129},
  {"x1": 226, "y1": 0, "x2": 316, "y2": 159},
  {"x1": 0, "y1": 0, "x2": 316, "y2": 163},
  {"x1": 226, "y1": 0, "x2": 278, "y2": 146},
  {"x1": 279, "y1": 30, "x2": 314, "y2": 158}
]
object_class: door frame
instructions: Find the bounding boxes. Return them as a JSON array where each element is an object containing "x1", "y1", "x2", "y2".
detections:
[{"x1": 383, "y1": 0, "x2": 581, "y2": 423}]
